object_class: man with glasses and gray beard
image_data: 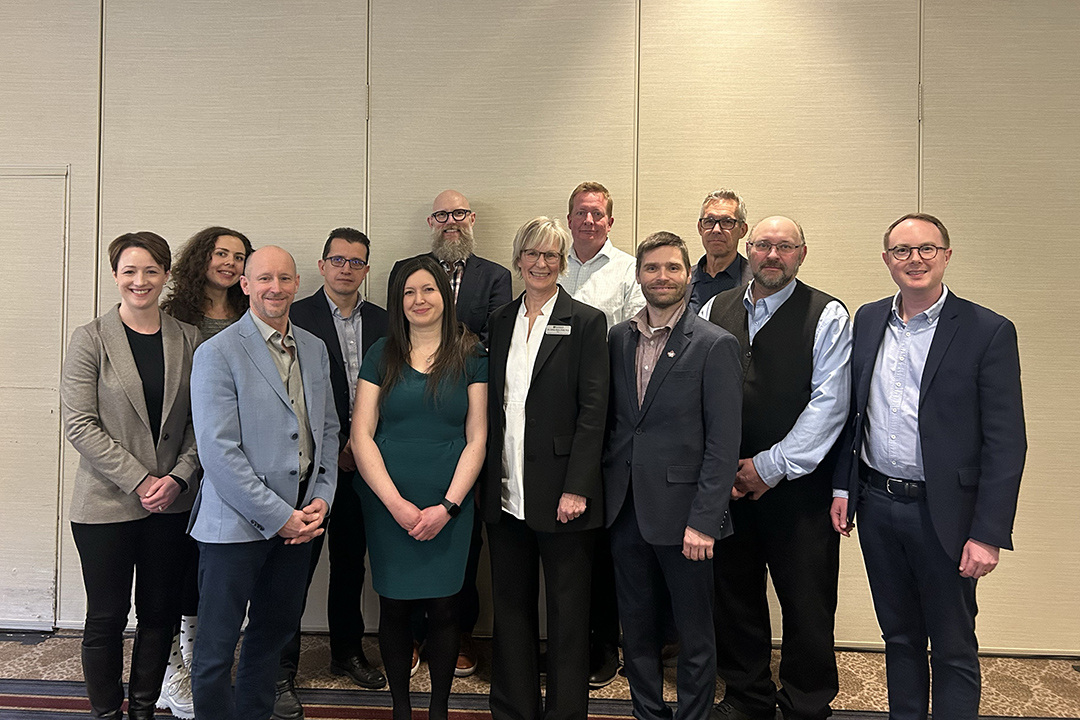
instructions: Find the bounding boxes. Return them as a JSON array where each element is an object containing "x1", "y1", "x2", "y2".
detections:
[
  {"x1": 387, "y1": 189, "x2": 510, "y2": 678},
  {"x1": 389, "y1": 189, "x2": 512, "y2": 342},
  {"x1": 700, "y1": 217, "x2": 852, "y2": 720}
]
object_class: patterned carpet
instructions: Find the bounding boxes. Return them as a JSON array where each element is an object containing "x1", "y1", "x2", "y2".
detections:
[{"x1": 2, "y1": 631, "x2": 1078, "y2": 718}]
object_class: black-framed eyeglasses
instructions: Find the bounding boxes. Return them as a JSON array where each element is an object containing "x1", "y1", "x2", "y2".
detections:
[
  {"x1": 698, "y1": 216, "x2": 741, "y2": 231},
  {"x1": 430, "y1": 209, "x2": 471, "y2": 223},
  {"x1": 748, "y1": 240, "x2": 804, "y2": 256},
  {"x1": 886, "y1": 244, "x2": 947, "y2": 261},
  {"x1": 521, "y1": 249, "x2": 561, "y2": 264},
  {"x1": 326, "y1": 256, "x2": 368, "y2": 269}
]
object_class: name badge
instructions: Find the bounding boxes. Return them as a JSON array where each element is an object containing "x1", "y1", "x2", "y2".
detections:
[{"x1": 545, "y1": 324, "x2": 571, "y2": 336}]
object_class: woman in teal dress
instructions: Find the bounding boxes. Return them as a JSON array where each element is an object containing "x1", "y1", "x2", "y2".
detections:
[{"x1": 351, "y1": 255, "x2": 487, "y2": 720}]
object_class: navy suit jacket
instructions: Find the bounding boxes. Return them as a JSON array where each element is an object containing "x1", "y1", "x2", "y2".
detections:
[
  {"x1": 603, "y1": 308, "x2": 742, "y2": 545},
  {"x1": 290, "y1": 288, "x2": 388, "y2": 440},
  {"x1": 833, "y1": 291, "x2": 1026, "y2": 561},
  {"x1": 389, "y1": 252, "x2": 512, "y2": 340},
  {"x1": 480, "y1": 288, "x2": 609, "y2": 532}
]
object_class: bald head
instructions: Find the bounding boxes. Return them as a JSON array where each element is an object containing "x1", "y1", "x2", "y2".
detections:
[
  {"x1": 747, "y1": 216, "x2": 807, "y2": 297},
  {"x1": 432, "y1": 189, "x2": 470, "y2": 213},
  {"x1": 241, "y1": 246, "x2": 300, "y2": 332}
]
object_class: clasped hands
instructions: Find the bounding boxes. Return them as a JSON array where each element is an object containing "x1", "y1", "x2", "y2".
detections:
[
  {"x1": 279, "y1": 498, "x2": 329, "y2": 545},
  {"x1": 136, "y1": 475, "x2": 181, "y2": 513},
  {"x1": 390, "y1": 499, "x2": 452, "y2": 541}
]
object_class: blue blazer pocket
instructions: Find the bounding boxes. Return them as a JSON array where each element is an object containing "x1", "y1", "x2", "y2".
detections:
[{"x1": 667, "y1": 465, "x2": 701, "y2": 484}]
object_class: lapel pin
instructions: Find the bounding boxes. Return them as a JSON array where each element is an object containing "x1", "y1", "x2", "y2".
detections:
[{"x1": 667, "y1": 350, "x2": 676, "y2": 358}]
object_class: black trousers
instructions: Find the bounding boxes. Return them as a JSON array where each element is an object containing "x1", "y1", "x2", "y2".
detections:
[
  {"x1": 714, "y1": 473, "x2": 839, "y2": 720},
  {"x1": 858, "y1": 483, "x2": 981, "y2": 720},
  {"x1": 487, "y1": 513, "x2": 596, "y2": 720},
  {"x1": 280, "y1": 477, "x2": 370, "y2": 679},
  {"x1": 71, "y1": 513, "x2": 190, "y2": 713},
  {"x1": 610, "y1": 492, "x2": 716, "y2": 720}
]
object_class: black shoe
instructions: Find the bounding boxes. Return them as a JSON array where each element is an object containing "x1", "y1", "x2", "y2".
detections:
[
  {"x1": 330, "y1": 654, "x2": 387, "y2": 689},
  {"x1": 272, "y1": 677, "x2": 304, "y2": 720},
  {"x1": 587, "y1": 645, "x2": 619, "y2": 689},
  {"x1": 712, "y1": 699, "x2": 775, "y2": 720}
]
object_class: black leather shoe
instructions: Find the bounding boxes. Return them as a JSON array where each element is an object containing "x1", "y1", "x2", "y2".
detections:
[
  {"x1": 711, "y1": 699, "x2": 775, "y2": 720},
  {"x1": 588, "y1": 645, "x2": 620, "y2": 689},
  {"x1": 330, "y1": 655, "x2": 387, "y2": 689},
  {"x1": 272, "y1": 677, "x2": 304, "y2": 720}
]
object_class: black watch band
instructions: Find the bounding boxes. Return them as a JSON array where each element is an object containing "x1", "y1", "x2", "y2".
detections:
[{"x1": 440, "y1": 498, "x2": 461, "y2": 518}]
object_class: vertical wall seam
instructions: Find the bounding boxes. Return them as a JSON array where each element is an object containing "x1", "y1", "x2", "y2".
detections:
[
  {"x1": 94, "y1": 0, "x2": 106, "y2": 308},
  {"x1": 364, "y1": 0, "x2": 372, "y2": 236},
  {"x1": 632, "y1": 0, "x2": 642, "y2": 251},
  {"x1": 917, "y1": 0, "x2": 924, "y2": 211}
]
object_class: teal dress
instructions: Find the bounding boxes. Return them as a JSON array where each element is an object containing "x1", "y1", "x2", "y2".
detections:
[{"x1": 355, "y1": 337, "x2": 487, "y2": 600}]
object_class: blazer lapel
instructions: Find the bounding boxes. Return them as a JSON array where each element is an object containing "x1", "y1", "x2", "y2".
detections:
[
  {"x1": 920, "y1": 293, "x2": 961, "y2": 399},
  {"x1": 238, "y1": 315, "x2": 292, "y2": 409},
  {"x1": 99, "y1": 306, "x2": 152, "y2": 434},
  {"x1": 454, "y1": 255, "x2": 481, "y2": 321},
  {"x1": 856, "y1": 301, "x2": 891, "y2": 409},
  {"x1": 619, "y1": 323, "x2": 640, "y2": 417},
  {"x1": 297, "y1": 332, "x2": 326, "y2": 437},
  {"x1": 638, "y1": 312, "x2": 692, "y2": 418},
  {"x1": 159, "y1": 315, "x2": 183, "y2": 435},
  {"x1": 313, "y1": 288, "x2": 347, "y2": 377},
  {"x1": 531, "y1": 289, "x2": 572, "y2": 382}
]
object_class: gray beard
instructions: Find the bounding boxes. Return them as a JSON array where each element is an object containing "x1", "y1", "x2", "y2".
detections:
[
  {"x1": 431, "y1": 225, "x2": 476, "y2": 264},
  {"x1": 753, "y1": 265, "x2": 796, "y2": 291}
]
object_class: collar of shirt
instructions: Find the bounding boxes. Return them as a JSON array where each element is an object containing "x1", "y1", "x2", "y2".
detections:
[
  {"x1": 518, "y1": 287, "x2": 560, "y2": 319},
  {"x1": 250, "y1": 312, "x2": 296, "y2": 349},
  {"x1": 324, "y1": 290, "x2": 364, "y2": 321},
  {"x1": 891, "y1": 284, "x2": 949, "y2": 327},
  {"x1": 569, "y1": 238, "x2": 615, "y2": 267},
  {"x1": 629, "y1": 301, "x2": 686, "y2": 339},
  {"x1": 694, "y1": 253, "x2": 744, "y2": 282},
  {"x1": 743, "y1": 278, "x2": 798, "y2": 341},
  {"x1": 439, "y1": 258, "x2": 468, "y2": 273}
]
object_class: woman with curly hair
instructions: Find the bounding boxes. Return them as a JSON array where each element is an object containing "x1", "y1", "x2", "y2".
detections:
[
  {"x1": 161, "y1": 226, "x2": 253, "y2": 340},
  {"x1": 156, "y1": 226, "x2": 250, "y2": 717}
]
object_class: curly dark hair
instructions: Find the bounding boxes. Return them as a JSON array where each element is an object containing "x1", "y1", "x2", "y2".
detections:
[{"x1": 161, "y1": 226, "x2": 253, "y2": 325}]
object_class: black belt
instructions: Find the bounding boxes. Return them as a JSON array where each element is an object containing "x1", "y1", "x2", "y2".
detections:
[{"x1": 860, "y1": 462, "x2": 925, "y2": 499}]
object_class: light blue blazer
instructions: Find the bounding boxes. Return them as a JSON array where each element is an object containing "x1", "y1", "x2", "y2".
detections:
[{"x1": 189, "y1": 311, "x2": 339, "y2": 543}]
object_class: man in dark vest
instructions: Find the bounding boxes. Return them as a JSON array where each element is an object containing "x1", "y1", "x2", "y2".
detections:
[{"x1": 701, "y1": 216, "x2": 853, "y2": 720}]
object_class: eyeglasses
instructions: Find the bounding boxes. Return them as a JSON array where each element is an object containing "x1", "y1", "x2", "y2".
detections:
[
  {"x1": 749, "y1": 240, "x2": 804, "y2": 255},
  {"x1": 430, "y1": 209, "x2": 471, "y2": 223},
  {"x1": 886, "y1": 244, "x2": 947, "y2": 261},
  {"x1": 326, "y1": 256, "x2": 368, "y2": 269},
  {"x1": 699, "y1": 216, "x2": 741, "y2": 231},
  {"x1": 521, "y1": 249, "x2": 561, "y2": 264}
]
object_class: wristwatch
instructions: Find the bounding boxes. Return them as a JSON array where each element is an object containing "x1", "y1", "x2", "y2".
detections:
[{"x1": 440, "y1": 498, "x2": 461, "y2": 518}]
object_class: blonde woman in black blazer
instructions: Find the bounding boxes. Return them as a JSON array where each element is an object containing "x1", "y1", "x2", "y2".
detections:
[
  {"x1": 480, "y1": 217, "x2": 609, "y2": 720},
  {"x1": 61, "y1": 232, "x2": 200, "y2": 720}
]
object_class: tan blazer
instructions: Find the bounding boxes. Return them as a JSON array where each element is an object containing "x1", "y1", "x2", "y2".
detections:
[{"x1": 62, "y1": 305, "x2": 201, "y2": 524}]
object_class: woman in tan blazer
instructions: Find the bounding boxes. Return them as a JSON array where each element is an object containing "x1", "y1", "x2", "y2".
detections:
[{"x1": 61, "y1": 232, "x2": 201, "y2": 720}]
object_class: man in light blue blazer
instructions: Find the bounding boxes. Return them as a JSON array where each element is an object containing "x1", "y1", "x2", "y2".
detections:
[{"x1": 189, "y1": 246, "x2": 339, "y2": 720}]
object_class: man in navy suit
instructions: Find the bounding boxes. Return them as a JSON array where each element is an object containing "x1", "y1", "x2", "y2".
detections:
[
  {"x1": 387, "y1": 189, "x2": 511, "y2": 676},
  {"x1": 190, "y1": 246, "x2": 338, "y2": 720},
  {"x1": 604, "y1": 231, "x2": 743, "y2": 720},
  {"x1": 272, "y1": 229, "x2": 389, "y2": 719},
  {"x1": 831, "y1": 213, "x2": 1026, "y2": 720}
]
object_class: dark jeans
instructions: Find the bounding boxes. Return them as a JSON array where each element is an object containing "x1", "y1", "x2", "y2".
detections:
[
  {"x1": 192, "y1": 537, "x2": 313, "y2": 720},
  {"x1": 71, "y1": 513, "x2": 190, "y2": 715}
]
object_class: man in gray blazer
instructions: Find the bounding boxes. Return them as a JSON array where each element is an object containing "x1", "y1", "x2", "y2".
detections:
[
  {"x1": 189, "y1": 246, "x2": 339, "y2": 720},
  {"x1": 604, "y1": 232, "x2": 743, "y2": 720}
]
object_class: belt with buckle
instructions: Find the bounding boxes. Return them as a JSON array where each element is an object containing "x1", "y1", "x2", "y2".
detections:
[{"x1": 860, "y1": 462, "x2": 925, "y2": 499}]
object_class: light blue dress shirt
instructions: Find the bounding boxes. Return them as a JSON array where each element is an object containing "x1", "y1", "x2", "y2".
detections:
[
  {"x1": 326, "y1": 292, "x2": 365, "y2": 410},
  {"x1": 860, "y1": 286, "x2": 950, "y2": 483},
  {"x1": 701, "y1": 280, "x2": 853, "y2": 487}
]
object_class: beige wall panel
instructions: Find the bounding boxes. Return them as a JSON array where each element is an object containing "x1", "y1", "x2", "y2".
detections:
[
  {"x1": 0, "y1": 175, "x2": 67, "y2": 628},
  {"x1": 638, "y1": 0, "x2": 920, "y2": 647},
  {"x1": 99, "y1": 0, "x2": 367, "y2": 309},
  {"x1": 1, "y1": 2, "x2": 101, "y2": 629},
  {"x1": 366, "y1": 0, "x2": 638, "y2": 306},
  {"x1": 922, "y1": 2, "x2": 1080, "y2": 654}
]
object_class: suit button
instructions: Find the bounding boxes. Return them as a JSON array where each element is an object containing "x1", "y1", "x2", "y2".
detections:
[
  {"x1": 745, "y1": 351, "x2": 751, "y2": 358},
  {"x1": 290, "y1": 470, "x2": 298, "y2": 476},
  {"x1": 291, "y1": 433, "x2": 299, "y2": 440},
  {"x1": 626, "y1": 460, "x2": 631, "y2": 466},
  {"x1": 634, "y1": 428, "x2": 642, "y2": 435},
  {"x1": 162, "y1": 433, "x2": 169, "y2": 441},
  {"x1": 527, "y1": 418, "x2": 536, "y2": 426}
]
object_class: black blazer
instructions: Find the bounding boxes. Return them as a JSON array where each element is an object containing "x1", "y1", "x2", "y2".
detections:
[
  {"x1": 480, "y1": 289, "x2": 609, "y2": 532},
  {"x1": 833, "y1": 291, "x2": 1026, "y2": 561},
  {"x1": 603, "y1": 308, "x2": 743, "y2": 545},
  {"x1": 389, "y1": 252, "x2": 512, "y2": 340},
  {"x1": 290, "y1": 287, "x2": 389, "y2": 439}
]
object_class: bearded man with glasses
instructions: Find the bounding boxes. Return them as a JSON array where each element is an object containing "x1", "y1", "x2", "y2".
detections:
[
  {"x1": 687, "y1": 189, "x2": 754, "y2": 314},
  {"x1": 701, "y1": 216, "x2": 852, "y2": 720}
]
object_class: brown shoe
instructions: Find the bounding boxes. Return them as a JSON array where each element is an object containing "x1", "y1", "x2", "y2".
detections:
[
  {"x1": 411, "y1": 641, "x2": 421, "y2": 678},
  {"x1": 454, "y1": 633, "x2": 477, "y2": 677}
]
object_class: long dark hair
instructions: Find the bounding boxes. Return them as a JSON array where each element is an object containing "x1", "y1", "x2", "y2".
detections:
[
  {"x1": 160, "y1": 226, "x2": 253, "y2": 324},
  {"x1": 380, "y1": 255, "x2": 478, "y2": 405}
]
